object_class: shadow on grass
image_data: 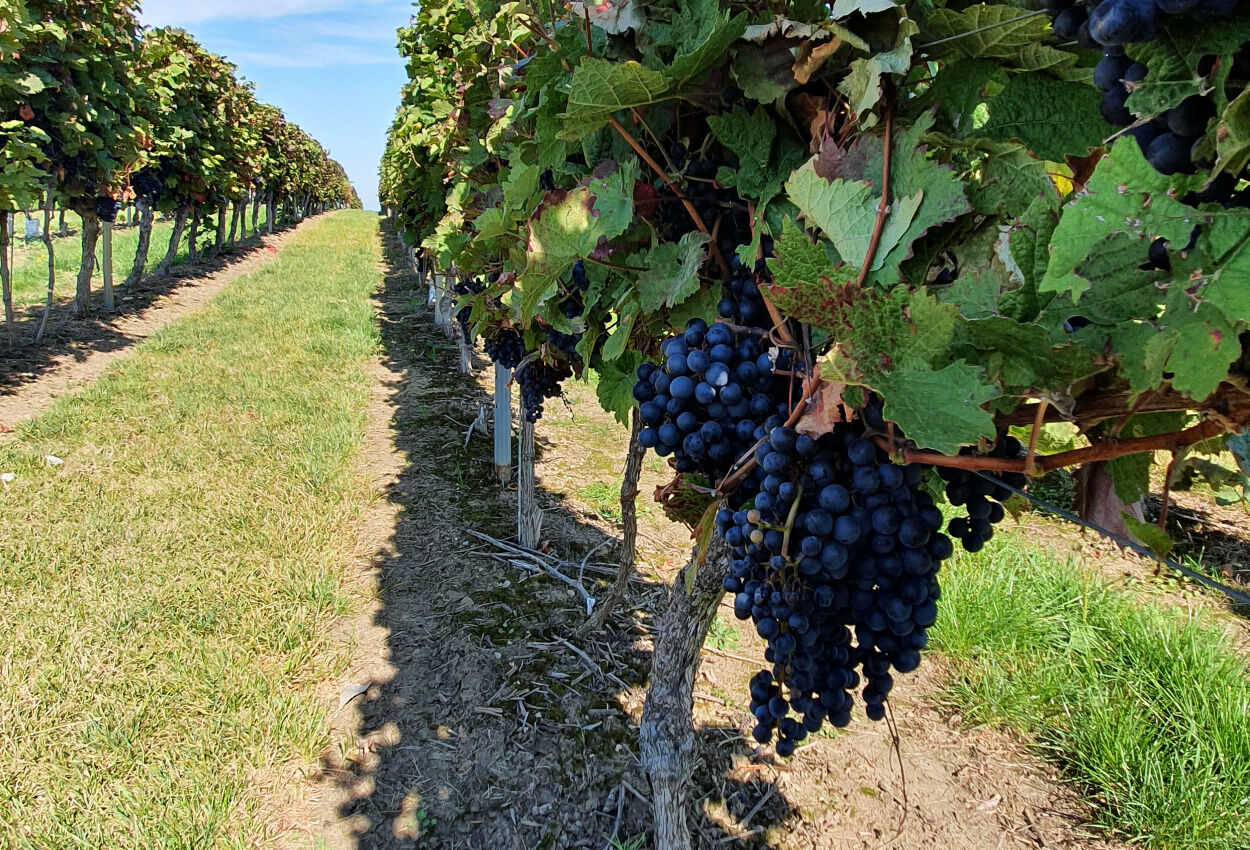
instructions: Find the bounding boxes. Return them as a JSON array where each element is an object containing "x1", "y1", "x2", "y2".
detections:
[
  {"x1": 322, "y1": 218, "x2": 800, "y2": 849},
  {"x1": 0, "y1": 220, "x2": 306, "y2": 398}
]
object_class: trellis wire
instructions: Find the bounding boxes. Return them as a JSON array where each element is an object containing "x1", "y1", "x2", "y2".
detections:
[{"x1": 973, "y1": 471, "x2": 1250, "y2": 608}]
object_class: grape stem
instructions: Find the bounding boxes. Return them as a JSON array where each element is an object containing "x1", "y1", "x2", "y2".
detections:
[
  {"x1": 779, "y1": 482, "x2": 805, "y2": 559},
  {"x1": 1024, "y1": 399, "x2": 1048, "y2": 476},
  {"x1": 872, "y1": 408, "x2": 1250, "y2": 475},
  {"x1": 854, "y1": 92, "x2": 894, "y2": 291}
]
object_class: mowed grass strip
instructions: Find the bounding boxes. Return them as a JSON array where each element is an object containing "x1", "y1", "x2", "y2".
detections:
[
  {"x1": 933, "y1": 535, "x2": 1250, "y2": 849},
  {"x1": 0, "y1": 211, "x2": 381, "y2": 847}
]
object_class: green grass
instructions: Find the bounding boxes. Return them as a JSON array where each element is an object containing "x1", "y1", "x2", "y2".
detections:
[
  {"x1": 6, "y1": 207, "x2": 271, "y2": 310},
  {"x1": 933, "y1": 534, "x2": 1250, "y2": 849},
  {"x1": 0, "y1": 210, "x2": 381, "y2": 847}
]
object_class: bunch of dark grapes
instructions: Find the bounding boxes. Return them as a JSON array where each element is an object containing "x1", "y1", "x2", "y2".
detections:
[
  {"x1": 719, "y1": 427, "x2": 952, "y2": 754},
  {"x1": 452, "y1": 277, "x2": 485, "y2": 341},
  {"x1": 633, "y1": 319, "x2": 803, "y2": 481},
  {"x1": 1043, "y1": 0, "x2": 1241, "y2": 50},
  {"x1": 516, "y1": 357, "x2": 572, "y2": 422},
  {"x1": 94, "y1": 196, "x2": 122, "y2": 223},
  {"x1": 484, "y1": 328, "x2": 526, "y2": 370},
  {"x1": 549, "y1": 261, "x2": 589, "y2": 362},
  {"x1": 936, "y1": 436, "x2": 1027, "y2": 553},
  {"x1": 129, "y1": 171, "x2": 164, "y2": 202},
  {"x1": 718, "y1": 235, "x2": 776, "y2": 330}
]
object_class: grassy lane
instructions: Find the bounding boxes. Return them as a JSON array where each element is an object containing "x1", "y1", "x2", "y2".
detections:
[
  {"x1": 6, "y1": 208, "x2": 272, "y2": 310},
  {"x1": 933, "y1": 536, "x2": 1250, "y2": 849},
  {"x1": 0, "y1": 211, "x2": 380, "y2": 847}
]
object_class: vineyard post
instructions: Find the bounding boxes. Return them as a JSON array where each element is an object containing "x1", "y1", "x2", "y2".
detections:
[
  {"x1": 454, "y1": 273, "x2": 472, "y2": 374},
  {"x1": 125, "y1": 196, "x2": 154, "y2": 288},
  {"x1": 1, "y1": 212, "x2": 12, "y2": 347},
  {"x1": 251, "y1": 191, "x2": 261, "y2": 237},
  {"x1": 128, "y1": 204, "x2": 138, "y2": 227},
  {"x1": 494, "y1": 364, "x2": 513, "y2": 484},
  {"x1": 640, "y1": 537, "x2": 732, "y2": 850},
  {"x1": 228, "y1": 200, "x2": 241, "y2": 244},
  {"x1": 266, "y1": 191, "x2": 275, "y2": 235},
  {"x1": 73, "y1": 210, "x2": 101, "y2": 316},
  {"x1": 57, "y1": 208, "x2": 66, "y2": 238},
  {"x1": 101, "y1": 220, "x2": 114, "y2": 310},
  {"x1": 518, "y1": 413, "x2": 542, "y2": 548},
  {"x1": 588, "y1": 407, "x2": 644, "y2": 630},
  {"x1": 35, "y1": 176, "x2": 57, "y2": 344}
]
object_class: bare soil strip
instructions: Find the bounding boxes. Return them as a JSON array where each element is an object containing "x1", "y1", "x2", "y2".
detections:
[{"x1": 272, "y1": 230, "x2": 1130, "y2": 850}]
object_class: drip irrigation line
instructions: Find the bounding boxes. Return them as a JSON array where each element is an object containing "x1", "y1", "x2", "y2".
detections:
[{"x1": 971, "y1": 470, "x2": 1250, "y2": 608}]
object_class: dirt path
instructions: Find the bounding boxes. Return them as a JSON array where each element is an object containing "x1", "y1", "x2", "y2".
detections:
[
  {"x1": 269, "y1": 228, "x2": 1131, "y2": 850},
  {"x1": 0, "y1": 221, "x2": 313, "y2": 431}
]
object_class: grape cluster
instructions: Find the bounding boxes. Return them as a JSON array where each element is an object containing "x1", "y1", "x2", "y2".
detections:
[
  {"x1": 129, "y1": 170, "x2": 164, "y2": 201},
  {"x1": 452, "y1": 276, "x2": 485, "y2": 341},
  {"x1": 1044, "y1": 0, "x2": 1240, "y2": 50},
  {"x1": 719, "y1": 427, "x2": 952, "y2": 754},
  {"x1": 516, "y1": 357, "x2": 572, "y2": 422},
  {"x1": 549, "y1": 261, "x2": 589, "y2": 362},
  {"x1": 633, "y1": 319, "x2": 802, "y2": 481},
  {"x1": 94, "y1": 196, "x2": 122, "y2": 223},
  {"x1": 484, "y1": 328, "x2": 526, "y2": 370},
  {"x1": 936, "y1": 436, "x2": 1025, "y2": 554}
]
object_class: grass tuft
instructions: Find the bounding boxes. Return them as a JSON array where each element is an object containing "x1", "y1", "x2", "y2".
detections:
[{"x1": 933, "y1": 535, "x2": 1250, "y2": 849}]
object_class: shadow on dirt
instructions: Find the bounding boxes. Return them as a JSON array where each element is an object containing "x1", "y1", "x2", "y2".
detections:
[
  {"x1": 322, "y1": 220, "x2": 798, "y2": 849},
  {"x1": 0, "y1": 221, "x2": 301, "y2": 397}
]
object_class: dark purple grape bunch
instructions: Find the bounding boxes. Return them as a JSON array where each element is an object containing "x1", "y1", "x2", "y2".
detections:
[
  {"x1": 1044, "y1": 0, "x2": 1241, "y2": 52},
  {"x1": 452, "y1": 276, "x2": 485, "y2": 341},
  {"x1": 515, "y1": 357, "x2": 572, "y2": 423},
  {"x1": 720, "y1": 425, "x2": 952, "y2": 755},
  {"x1": 129, "y1": 171, "x2": 164, "y2": 202},
  {"x1": 937, "y1": 435, "x2": 1027, "y2": 554},
  {"x1": 633, "y1": 319, "x2": 803, "y2": 482},
  {"x1": 484, "y1": 328, "x2": 526, "y2": 370},
  {"x1": 550, "y1": 261, "x2": 589, "y2": 362},
  {"x1": 94, "y1": 196, "x2": 122, "y2": 223},
  {"x1": 718, "y1": 234, "x2": 775, "y2": 331}
]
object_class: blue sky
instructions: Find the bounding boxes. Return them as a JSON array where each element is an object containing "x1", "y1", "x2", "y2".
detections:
[{"x1": 139, "y1": 0, "x2": 414, "y2": 210}]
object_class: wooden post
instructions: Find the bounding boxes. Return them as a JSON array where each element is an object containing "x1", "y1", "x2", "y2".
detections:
[
  {"x1": 36, "y1": 177, "x2": 57, "y2": 344},
  {"x1": 518, "y1": 413, "x2": 542, "y2": 548},
  {"x1": 494, "y1": 364, "x2": 512, "y2": 485},
  {"x1": 101, "y1": 221, "x2": 114, "y2": 310},
  {"x1": 1, "y1": 212, "x2": 12, "y2": 347}
]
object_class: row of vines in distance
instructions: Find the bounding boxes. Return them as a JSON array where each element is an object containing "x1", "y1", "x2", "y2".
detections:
[
  {"x1": 0, "y1": 0, "x2": 361, "y2": 342},
  {"x1": 380, "y1": 1, "x2": 1250, "y2": 847}
]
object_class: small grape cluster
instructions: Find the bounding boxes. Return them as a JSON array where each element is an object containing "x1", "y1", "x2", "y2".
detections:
[
  {"x1": 484, "y1": 328, "x2": 526, "y2": 370},
  {"x1": 549, "y1": 261, "x2": 588, "y2": 362},
  {"x1": 516, "y1": 357, "x2": 572, "y2": 422},
  {"x1": 934, "y1": 436, "x2": 1025, "y2": 553},
  {"x1": 452, "y1": 277, "x2": 485, "y2": 342},
  {"x1": 633, "y1": 319, "x2": 802, "y2": 481},
  {"x1": 718, "y1": 236, "x2": 776, "y2": 330},
  {"x1": 94, "y1": 196, "x2": 122, "y2": 223},
  {"x1": 129, "y1": 171, "x2": 164, "y2": 202},
  {"x1": 719, "y1": 427, "x2": 952, "y2": 754}
]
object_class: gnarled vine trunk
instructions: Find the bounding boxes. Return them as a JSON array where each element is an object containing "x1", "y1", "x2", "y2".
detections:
[
  {"x1": 57, "y1": 208, "x2": 66, "y2": 238},
  {"x1": 73, "y1": 211, "x2": 101, "y2": 316},
  {"x1": 251, "y1": 192, "x2": 262, "y2": 237},
  {"x1": 124, "y1": 197, "x2": 155, "y2": 288},
  {"x1": 640, "y1": 535, "x2": 731, "y2": 850},
  {"x1": 35, "y1": 177, "x2": 57, "y2": 343},
  {"x1": 188, "y1": 208, "x2": 201, "y2": 265},
  {"x1": 1, "y1": 212, "x2": 12, "y2": 347},
  {"x1": 213, "y1": 200, "x2": 227, "y2": 255},
  {"x1": 155, "y1": 206, "x2": 188, "y2": 278},
  {"x1": 228, "y1": 200, "x2": 241, "y2": 244},
  {"x1": 588, "y1": 408, "x2": 645, "y2": 630},
  {"x1": 266, "y1": 191, "x2": 276, "y2": 235}
]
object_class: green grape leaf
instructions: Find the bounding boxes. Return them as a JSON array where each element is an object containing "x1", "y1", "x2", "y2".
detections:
[
  {"x1": 1066, "y1": 232, "x2": 1166, "y2": 324},
  {"x1": 970, "y1": 143, "x2": 1055, "y2": 217},
  {"x1": 921, "y1": 6, "x2": 1058, "y2": 62},
  {"x1": 637, "y1": 231, "x2": 711, "y2": 313},
  {"x1": 600, "y1": 309, "x2": 637, "y2": 363},
  {"x1": 1124, "y1": 17, "x2": 1250, "y2": 118},
  {"x1": 911, "y1": 59, "x2": 1007, "y2": 136},
  {"x1": 1041, "y1": 139, "x2": 1202, "y2": 300},
  {"x1": 521, "y1": 161, "x2": 636, "y2": 322},
  {"x1": 594, "y1": 352, "x2": 644, "y2": 425},
  {"x1": 1109, "y1": 412, "x2": 1186, "y2": 504},
  {"x1": 1162, "y1": 298, "x2": 1240, "y2": 401},
  {"x1": 1109, "y1": 321, "x2": 1176, "y2": 397},
  {"x1": 831, "y1": 0, "x2": 899, "y2": 14},
  {"x1": 666, "y1": 0, "x2": 749, "y2": 83},
  {"x1": 875, "y1": 361, "x2": 999, "y2": 454},
  {"x1": 707, "y1": 106, "x2": 776, "y2": 199},
  {"x1": 561, "y1": 59, "x2": 671, "y2": 139},
  {"x1": 963, "y1": 318, "x2": 1099, "y2": 392},
  {"x1": 1122, "y1": 514, "x2": 1174, "y2": 556},
  {"x1": 1215, "y1": 88, "x2": 1250, "y2": 177},
  {"x1": 832, "y1": 287, "x2": 960, "y2": 383},
  {"x1": 1004, "y1": 197, "x2": 1061, "y2": 322},
  {"x1": 1197, "y1": 210, "x2": 1250, "y2": 321},
  {"x1": 731, "y1": 41, "x2": 796, "y2": 106},
  {"x1": 839, "y1": 40, "x2": 913, "y2": 119},
  {"x1": 980, "y1": 73, "x2": 1108, "y2": 163},
  {"x1": 935, "y1": 224, "x2": 1010, "y2": 319},
  {"x1": 785, "y1": 163, "x2": 921, "y2": 273}
]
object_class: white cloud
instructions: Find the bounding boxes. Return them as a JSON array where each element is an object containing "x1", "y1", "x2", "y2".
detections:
[{"x1": 140, "y1": 0, "x2": 407, "y2": 26}]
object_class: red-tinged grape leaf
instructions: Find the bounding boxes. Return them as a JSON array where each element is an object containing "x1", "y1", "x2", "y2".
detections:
[
  {"x1": 797, "y1": 381, "x2": 852, "y2": 438},
  {"x1": 656, "y1": 474, "x2": 718, "y2": 533},
  {"x1": 693, "y1": 497, "x2": 726, "y2": 578},
  {"x1": 766, "y1": 217, "x2": 857, "y2": 326}
]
